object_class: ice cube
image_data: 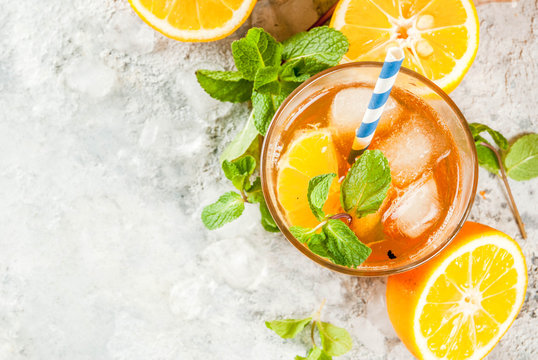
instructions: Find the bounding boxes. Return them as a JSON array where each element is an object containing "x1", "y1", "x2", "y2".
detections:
[
  {"x1": 375, "y1": 115, "x2": 436, "y2": 187},
  {"x1": 351, "y1": 317, "x2": 387, "y2": 355},
  {"x1": 329, "y1": 87, "x2": 401, "y2": 134},
  {"x1": 106, "y1": 10, "x2": 155, "y2": 54},
  {"x1": 383, "y1": 176, "x2": 441, "y2": 239},
  {"x1": 63, "y1": 58, "x2": 116, "y2": 97},
  {"x1": 365, "y1": 279, "x2": 398, "y2": 339},
  {"x1": 202, "y1": 237, "x2": 266, "y2": 290}
]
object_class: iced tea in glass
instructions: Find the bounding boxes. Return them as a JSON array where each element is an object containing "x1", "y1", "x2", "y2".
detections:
[{"x1": 261, "y1": 63, "x2": 477, "y2": 276}]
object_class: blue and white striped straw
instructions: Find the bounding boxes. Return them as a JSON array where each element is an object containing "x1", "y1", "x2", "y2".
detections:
[{"x1": 348, "y1": 47, "x2": 405, "y2": 163}]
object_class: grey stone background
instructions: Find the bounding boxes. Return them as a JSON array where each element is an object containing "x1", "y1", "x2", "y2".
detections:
[{"x1": 0, "y1": 0, "x2": 536, "y2": 359}]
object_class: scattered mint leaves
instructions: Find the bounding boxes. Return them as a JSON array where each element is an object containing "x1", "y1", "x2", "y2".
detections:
[
  {"x1": 323, "y1": 219, "x2": 371, "y2": 268},
  {"x1": 282, "y1": 27, "x2": 349, "y2": 75},
  {"x1": 259, "y1": 199, "x2": 280, "y2": 232},
  {"x1": 252, "y1": 90, "x2": 286, "y2": 135},
  {"x1": 316, "y1": 321, "x2": 353, "y2": 357},
  {"x1": 232, "y1": 28, "x2": 281, "y2": 81},
  {"x1": 201, "y1": 192, "x2": 245, "y2": 230},
  {"x1": 254, "y1": 66, "x2": 281, "y2": 94},
  {"x1": 469, "y1": 122, "x2": 508, "y2": 175},
  {"x1": 220, "y1": 111, "x2": 259, "y2": 163},
  {"x1": 504, "y1": 134, "x2": 538, "y2": 181},
  {"x1": 476, "y1": 143, "x2": 500, "y2": 174},
  {"x1": 201, "y1": 155, "x2": 277, "y2": 232},
  {"x1": 266, "y1": 301, "x2": 352, "y2": 359},
  {"x1": 195, "y1": 70, "x2": 253, "y2": 103},
  {"x1": 222, "y1": 155, "x2": 256, "y2": 191},
  {"x1": 469, "y1": 123, "x2": 508, "y2": 150},
  {"x1": 265, "y1": 317, "x2": 312, "y2": 339},
  {"x1": 307, "y1": 173, "x2": 337, "y2": 221},
  {"x1": 469, "y1": 123, "x2": 538, "y2": 181},
  {"x1": 340, "y1": 150, "x2": 391, "y2": 218},
  {"x1": 296, "y1": 347, "x2": 332, "y2": 360},
  {"x1": 198, "y1": 27, "x2": 350, "y2": 233}
]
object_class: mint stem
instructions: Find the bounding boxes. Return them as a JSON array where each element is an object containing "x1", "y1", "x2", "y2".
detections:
[
  {"x1": 480, "y1": 142, "x2": 527, "y2": 239},
  {"x1": 310, "y1": 299, "x2": 327, "y2": 347},
  {"x1": 329, "y1": 213, "x2": 352, "y2": 224}
]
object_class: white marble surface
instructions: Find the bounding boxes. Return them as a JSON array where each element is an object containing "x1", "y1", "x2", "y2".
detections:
[{"x1": 0, "y1": 0, "x2": 536, "y2": 359}]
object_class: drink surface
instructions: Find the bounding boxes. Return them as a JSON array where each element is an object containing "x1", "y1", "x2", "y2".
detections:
[{"x1": 274, "y1": 83, "x2": 461, "y2": 267}]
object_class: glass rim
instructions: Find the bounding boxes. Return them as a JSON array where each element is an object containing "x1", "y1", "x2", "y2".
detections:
[{"x1": 260, "y1": 61, "x2": 478, "y2": 276}]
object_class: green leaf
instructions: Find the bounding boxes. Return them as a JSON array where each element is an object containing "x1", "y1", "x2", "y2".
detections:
[
  {"x1": 260, "y1": 199, "x2": 280, "y2": 232},
  {"x1": 505, "y1": 134, "x2": 538, "y2": 181},
  {"x1": 220, "y1": 111, "x2": 260, "y2": 163},
  {"x1": 298, "y1": 347, "x2": 333, "y2": 360},
  {"x1": 252, "y1": 91, "x2": 286, "y2": 135},
  {"x1": 282, "y1": 27, "x2": 349, "y2": 72},
  {"x1": 201, "y1": 192, "x2": 245, "y2": 230},
  {"x1": 476, "y1": 143, "x2": 500, "y2": 174},
  {"x1": 322, "y1": 219, "x2": 371, "y2": 268},
  {"x1": 341, "y1": 150, "x2": 391, "y2": 218},
  {"x1": 246, "y1": 177, "x2": 263, "y2": 203},
  {"x1": 254, "y1": 66, "x2": 281, "y2": 94},
  {"x1": 265, "y1": 317, "x2": 312, "y2": 339},
  {"x1": 289, "y1": 226, "x2": 316, "y2": 243},
  {"x1": 307, "y1": 173, "x2": 337, "y2": 220},
  {"x1": 316, "y1": 321, "x2": 353, "y2": 356},
  {"x1": 469, "y1": 123, "x2": 508, "y2": 150},
  {"x1": 244, "y1": 28, "x2": 282, "y2": 67},
  {"x1": 222, "y1": 155, "x2": 256, "y2": 191},
  {"x1": 195, "y1": 70, "x2": 253, "y2": 103},
  {"x1": 279, "y1": 59, "x2": 313, "y2": 83},
  {"x1": 232, "y1": 28, "x2": 282, "y2": 81},
  {"x1": 307, "y1": 233, "x2": 331, "y2": 260}
]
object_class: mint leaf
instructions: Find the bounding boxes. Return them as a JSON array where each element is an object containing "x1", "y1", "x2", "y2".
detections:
[
  {"x1": 220, "y1": 111, "x2": 259, "y2": 163},
  {"x1": 232, "y1": 28, "x2": 281, "y2": 81},
  {"x1": 476, "y1": 143, "x2": 500, "y2": 174},
  {"x1": 307, "y1": 233, "x2": 331, "y2": 260},
  {"x1": 244, "y1": 28, "x2": 282, "y2": 68},
  {"x1": 469, "y1": 123, "x2": 508, "y2": 150},
  {"x1": 322, "y1": 219, "x2": 371, "y2": 267},
  {"x1": 195, "y1": 70, "x2": 253, "y2": 103},
  {"x1": 279, "y1": 59, "x2": 313, "y2": 83},
  {"x1": 222, "y1": 155, "x2": 256, "y2": 191},
  {"x1": 254, "y1": 66, "x2": 281, "y2": 94},
  {"x1": 297, "y1": 347, "x2": 333, "y2": 360},
  {"x1": 252, "y1": 91, "x2": 286, "y2": 135},
  {"x1": 265, "y1": 317, "x2": 312, "y2": 339},
  {"x1": 504, "y1": 134, "x2": 538, "y2": 181},
  {"x1": 260, "y1": 199, "x2": 279, "y2": 232},
  {"x1": 341, "y1": 150, "x2": 391, "y2": 218},
  {"x1": 316, "y1": 321, "x2": 352, "y2": 356},
  {"x1": 282, "y1": 27, "x2": 349, "y2": 72},
  {"x1": 290, "y1": 226, "x2": 316, "y2": 243},
  {"x1": 201, "y1": 192, "x2": 245, "y2": 230},
  {"x1": 246, "y1": 177, "x2": 263, "y2": 203},
  {"x1": 307, "y1": 173, "x2": 337, "y2": 220}
]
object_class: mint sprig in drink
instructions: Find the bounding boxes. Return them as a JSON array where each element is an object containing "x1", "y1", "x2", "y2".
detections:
[{"x1": 261, "y1": 63, "x2": 477, "y2": 275}]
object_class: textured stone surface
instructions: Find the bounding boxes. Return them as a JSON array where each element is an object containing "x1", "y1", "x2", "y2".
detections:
[{"x1": 0, "y1": 0, "x2": 536, "y2": 359}]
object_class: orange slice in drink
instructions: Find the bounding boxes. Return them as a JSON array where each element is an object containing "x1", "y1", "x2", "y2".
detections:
[
  {"x1": 277, "y1": 129, "x2": 341, "y2": 228},
  {"x1": 128, "y1": 0, "x2": 258, "y2": 42},
  {"x1": 330, "y1": 0, "x2": 479, "y2": 92},
  {"x1": 387, "y1": 222, "x2": 527, "y2": 359}
]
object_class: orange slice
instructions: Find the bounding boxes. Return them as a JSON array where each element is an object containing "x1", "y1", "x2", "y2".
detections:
[
  {"x1": 387, "y1": 222, "x2": 527, "y2": 360},
  {"x1": 330, "y1": 0, "x2": 479, "y2": 92},
  {"x1": 129, "y1": 0, "x2": 258, "y2": 42},
  {"x1": 277, "y1": 129, "x2": 341, "y2": 228}
]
